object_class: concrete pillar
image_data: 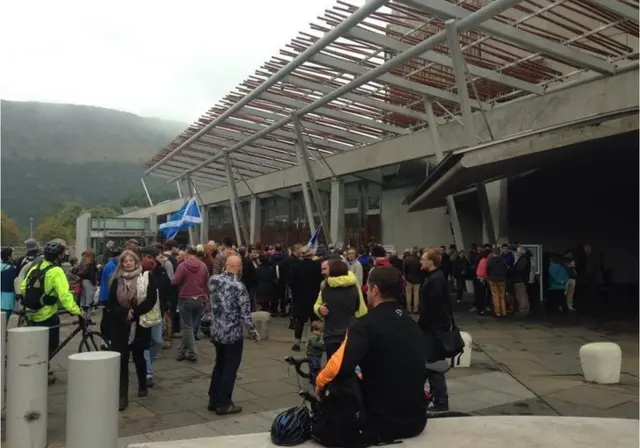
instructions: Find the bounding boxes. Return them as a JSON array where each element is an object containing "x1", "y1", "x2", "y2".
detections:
[
  {"x1": 1, "y1": 311, "x2": 6, "y2": 419},
  {"x1": 6, "y1": 327, "x2": 49, "y2": 448},
  {"x1": 200, "y1": 205, "x2": 210, "y2": 243},
  {"x1": 330, "y1": 179, "x2": 345, "y2": 247},
  {"x1": 66, "y1": 352, "x2": 120, "y2": 448},
  {"x1": 482, "y1": 179, "x2": 509, "y2": 244},
  {"x1": 249, "y1": 197, "x2": 261, "y2": 244}
]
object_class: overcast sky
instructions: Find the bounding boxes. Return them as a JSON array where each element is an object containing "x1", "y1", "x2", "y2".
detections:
[{"x1": 1, "y1": 0, "x2": 360, "y2": 123}]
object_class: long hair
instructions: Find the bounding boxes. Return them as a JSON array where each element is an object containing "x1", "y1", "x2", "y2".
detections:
[
  {"x1": 80, "y1": 248, "x2": 95, "y2": 266},
  {"x1": 111, "y1": 250, "x2": 141, "y2": 282}
]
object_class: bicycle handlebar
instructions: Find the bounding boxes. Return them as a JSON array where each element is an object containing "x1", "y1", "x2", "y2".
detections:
[{"x1": 284, "y1": 356, "x2": 311, "y2": 379}]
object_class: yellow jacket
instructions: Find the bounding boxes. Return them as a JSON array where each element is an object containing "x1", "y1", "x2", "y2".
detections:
[
  {"x1": 313, "y1": 271, "x2": 367, "y2": 318},
  {"x1": 21, "y1": 260, "x2": 82, "y2": 322}
]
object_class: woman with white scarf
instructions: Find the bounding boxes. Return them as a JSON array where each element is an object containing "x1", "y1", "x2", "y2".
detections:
[{"x1": 107, "y1": 250, "x2": 158, "y2": 411}]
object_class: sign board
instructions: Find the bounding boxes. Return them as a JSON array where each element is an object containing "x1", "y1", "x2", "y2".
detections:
[
  {"x1": 90, "y1": 230, "x2": 153, "y2": 238},
  {"x1": 521, "y1": 244, "x2": 542, "y2": 276}
]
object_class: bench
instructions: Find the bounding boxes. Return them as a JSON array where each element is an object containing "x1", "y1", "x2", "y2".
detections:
[{"x1": 128, "y1": 416, "x2": 639, "y2": 447}]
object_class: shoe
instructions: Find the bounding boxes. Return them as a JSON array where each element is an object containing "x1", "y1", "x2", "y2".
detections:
[
  {"x1": 162, "y1": 341, "x2": 172, "y2": 350},
  {"x1": 176, "y1": 353, "x2": 187, "y2": 361},
  {"x1": 138, "y1": 388, "x2": 148, "y2": 398},
  {"x1": 427, "y1": 402, "x2": 450, "y2": 414},
  {"x1": 186, "y1": 355, "x2": 198, "y2": 363},
  {"x1": 207, "y1": 403, "x2": 217, "y2": 412},
  {"x1": 119, "y1": 396, "x2": 128, "y2": 411},
  {"x1": 291, "y1": 344, "x2": 301, "y2": 352},
  {"x1": 48, "y1": 372, "x2": 56, "y2": 386},
  {"x1": 146, "y1": 377, "x2": 154, "y2": 388},
  {"x1": 216, "y1": 404, "x2": 242, "y2": 415},
  {"x1": 468, "y1": 307, "x2": 477, "y2": 313}
]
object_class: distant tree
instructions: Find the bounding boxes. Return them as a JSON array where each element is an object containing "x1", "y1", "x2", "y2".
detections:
[
  {"x1": 0, "y1": 212, "x2": 22, "y2": 246},
  {"x1": 120, "y1": 190, "x2": 176, "y2": 208},
  {"x1": 87, "y1": 205, "x2": 118, "y2": 218},
  {"x1": 55, "y1": 202, "x2": 86, "y2": 228},
  {"x1": 35, "y1": 217, "x2": 73, "y2": 244}
]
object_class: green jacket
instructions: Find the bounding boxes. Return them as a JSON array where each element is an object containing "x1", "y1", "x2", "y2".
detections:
[
  {"x1": 306, "y1": 333, "x2": 325, "y2": 359},
  {"x1": 21, "y1": 260, "x2": 82, "y2": 322}
]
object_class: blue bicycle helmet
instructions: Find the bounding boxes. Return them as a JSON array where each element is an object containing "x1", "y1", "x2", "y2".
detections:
[{"x1": 270, "y1": 404, "x2": 312, "y2": 446}]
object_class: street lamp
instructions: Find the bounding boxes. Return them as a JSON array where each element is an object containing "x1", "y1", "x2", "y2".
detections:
[{"x1": 29, "y1": 218, "x2": 33, "y2": 239}]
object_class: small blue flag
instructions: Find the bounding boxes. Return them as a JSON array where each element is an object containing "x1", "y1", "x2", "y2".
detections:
[{"x1": 159, "y1": 197, "x2": 201, "y2": 240}]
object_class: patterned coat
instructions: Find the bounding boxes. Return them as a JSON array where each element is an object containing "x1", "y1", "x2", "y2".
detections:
[{"x1": 208, "y1": 273, "x2": 257, "y2": 344}]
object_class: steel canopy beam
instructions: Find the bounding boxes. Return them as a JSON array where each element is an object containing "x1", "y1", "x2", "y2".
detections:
[
  {"x1": 345, "y1": 26, "x2": 544, "y2": 95},
  {"x1": 310, "y1": 53, "x2": 490, "y2": 109},
  {"x1": 165, "y1": 0, "x2": 525, "y2": 183},
  {"x1": 145, "y1": 0, "x2": 389, "y2": 176},
  {"x1": 587, "y1": 0, "x2": 639, "y2": 23},
  {"x1": 403, "y1": 0, "x2": 616, "y2": 75},
  {"x1": 282, "y1": 75, "x2": 431, "y2": 121}
]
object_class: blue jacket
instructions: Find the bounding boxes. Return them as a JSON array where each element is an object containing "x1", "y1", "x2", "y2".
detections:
[
  {"x1": 98, "y1": 258, "x2": 117, "y2": 303},
  {"x1": 1, "y1": 262, "x2": 17, "y2": 311},
  {"x1": 548, "y1": 262, "x2": 568, "y2": 291}
]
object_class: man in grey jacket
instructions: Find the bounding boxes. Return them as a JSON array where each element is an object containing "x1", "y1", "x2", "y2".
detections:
[{"x1": 345, "y1": 246, "x2": 364, "y2": 286}]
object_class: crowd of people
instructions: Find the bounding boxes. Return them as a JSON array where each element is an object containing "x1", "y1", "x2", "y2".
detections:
[{"x1": 0, "y1": 234, "x2": 606, "y2": 445}]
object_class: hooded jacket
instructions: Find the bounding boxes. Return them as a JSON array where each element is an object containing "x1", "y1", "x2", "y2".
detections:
[
  {"x1": 313, "y1": 271, "x2": 367, "y2": 344},
  {"x1": 173, "y1": 256, "x2": 209, "y2": 300}
]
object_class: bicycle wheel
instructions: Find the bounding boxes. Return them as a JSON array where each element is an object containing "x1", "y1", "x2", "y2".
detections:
[{"x1": 78, "y1": 331, "x2": 110, "y2": 353}]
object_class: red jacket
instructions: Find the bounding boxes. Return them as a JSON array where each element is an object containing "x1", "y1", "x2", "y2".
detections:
[{"x1": 172, "y1": 256, "x2": 209, "y2": 300}]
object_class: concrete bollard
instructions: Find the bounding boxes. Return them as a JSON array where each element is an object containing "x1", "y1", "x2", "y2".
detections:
[
  {"x1": 1, "y1": 311, "x2": 6, "y2": 418},
  {"x1": 579, "y1": 342, "x2": 622, "y2": 385},
  {"x1": 447, "y1": 331, "x2": 473, "y2": 368},
  {"x1": 251, "y1": 311, "x2": 271, "y2": 340},
  {"x1": 66, "y1": 351, "x2": 121, "y2": 448},
  {"x1": 6, "y1": 326, "x2": 49, "y2": 448}
]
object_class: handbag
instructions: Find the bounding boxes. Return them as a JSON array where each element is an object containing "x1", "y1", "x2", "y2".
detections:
[
  {"x1": 137, "y1": 272, "x2": 162, "y2": 328},
  {"x1": 73, "y1": 281, "x2": 83, "y2": 296},
  {"x1": 437, "y1": 289, "x2": 465, "y2": 361}
]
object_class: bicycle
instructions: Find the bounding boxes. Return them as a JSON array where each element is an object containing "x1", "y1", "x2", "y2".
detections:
[{"x1": 15, "y1": 303, "x2": 110, "y2": 359}]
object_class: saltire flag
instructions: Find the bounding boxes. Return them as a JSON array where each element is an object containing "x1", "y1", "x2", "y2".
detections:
[
  {"x1": 158, "y1": 196, "x2": 201, "y2": 240},
  {"x1": 306, "y1": 224, "x2": 322, "y2": 250}
]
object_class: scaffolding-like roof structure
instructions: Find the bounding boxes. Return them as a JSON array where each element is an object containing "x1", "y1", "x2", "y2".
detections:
[{"x1": 145, "y1": 0, "x2": 639, "y2": 189}]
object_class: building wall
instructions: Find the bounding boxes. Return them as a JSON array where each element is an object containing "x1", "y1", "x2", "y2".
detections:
[{"x1": 380, "y1": 187, "x2": 456, "y2": 250}]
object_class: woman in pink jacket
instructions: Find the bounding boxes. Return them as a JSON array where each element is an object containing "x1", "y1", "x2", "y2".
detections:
[{"x1": 473, "y1": 247, "x2": 490, "y2": 315}]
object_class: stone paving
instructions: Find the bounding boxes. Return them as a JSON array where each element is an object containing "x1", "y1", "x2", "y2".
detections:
[{"x1": 2, "y1": 308, "x2": 638, "y2": 447}]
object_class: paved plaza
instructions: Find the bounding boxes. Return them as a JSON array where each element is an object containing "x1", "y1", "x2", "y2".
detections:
[{"x1": 3, "y1": 309, "x2": 638, "y2": 447}]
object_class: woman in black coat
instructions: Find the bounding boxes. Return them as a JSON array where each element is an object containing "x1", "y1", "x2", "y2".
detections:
[
  {"x1": 254, "y1": 254, "x2": 275, "y2": 312},
  {"x1": 107, "y1": 250, "x2": 157, "y2": 411},
  {"x1": 289, "y1": 247, "x2": 323, "y2": 351}
]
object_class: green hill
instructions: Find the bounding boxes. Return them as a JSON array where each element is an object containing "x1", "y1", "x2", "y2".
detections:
[{"x1": 1, "y1": 100, "x2": 185, "y2": 227}]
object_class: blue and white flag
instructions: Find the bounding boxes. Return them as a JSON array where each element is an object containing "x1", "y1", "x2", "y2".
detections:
[
  {"x1": 306, "y1": 224, "x2": 322, "y2": 249},
  {"x1": 158, "y1": 197, "x2": 201, "y2": 240}
]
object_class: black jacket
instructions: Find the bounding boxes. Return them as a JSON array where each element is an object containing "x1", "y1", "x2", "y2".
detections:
[
  {"x1": 320, "y1": 284, "x2": 360, "y2": 345},
  {"x1": 290, "y1": 258, "x2": 323, "y2": 315},
  {"x1": 403, "y1": 255, "x2": 422, "y2": 284},
  {"x1": 512, "y1": 256, "x2": 531, "y2": 283},
  {"x1": 316, "y1": 301, "x2": 427, "y2": 442},
  {"x1": 150, "y1": 263, "x2": 172, "y2": 313},
  {"x1": 418, "y1": 268, "x2": 452, "y2": 334},
  {"x1": 241, "y1": 257, "x2": 256, "y2": 292},
  {"x1": 254, "y1": 264, "x2": 275, "y2": 296}
]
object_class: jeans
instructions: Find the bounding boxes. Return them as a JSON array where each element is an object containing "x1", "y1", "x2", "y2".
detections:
[
  {"x1": 193, "y1": 312, "x2": 202, "y2": 339},
  {"x1": 144, "y1": 321, "x2": 164, "y2": 378},
  {"x1": 209, "y1": 338, "x2": 243, "y2": 408},
  {"x1": 424, "y1": 331, "x2": 448, "y2": 408},
  {"x1": 178, "y1": 298, "x2": 204, "y2": 357},
  {"x1": 308, "y1": 357, "x2": 321, "y2": 385}
]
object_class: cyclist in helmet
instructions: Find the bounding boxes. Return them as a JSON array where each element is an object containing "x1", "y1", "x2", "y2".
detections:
[
  {"x1": 1, "y1": 247, "x2": 18, "y2": 323},
  {"x1": 20, "y1": 238, "x2": 83, "y2": 385}
]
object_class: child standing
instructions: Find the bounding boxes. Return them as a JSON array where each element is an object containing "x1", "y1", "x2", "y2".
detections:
[{"x1": 306, "y1": 320, "x2": 325, "y2": 384}]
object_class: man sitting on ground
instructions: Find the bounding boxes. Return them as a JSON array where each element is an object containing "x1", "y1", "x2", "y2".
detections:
[{"x1": 315, "y1": 266, "x2": 427, "y2": 444}]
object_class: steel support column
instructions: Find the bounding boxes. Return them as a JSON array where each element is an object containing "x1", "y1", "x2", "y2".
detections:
[
  {"x1": 176, "y1": 181, "x2": 183, "y2": 199},
  {"x1": 293, "y1": 116, "x2": 332, "y2": 246},
  {"x1": 330, "y1": 179, "x2": 345, "y2": 247},
  {"x1": 224, "y1": 154, "x2": 247, "y2": 246},
  {"x1": 424, "y1": 99, "x2": 465, "y2": 250},
  {"x1": 249, "y1": 196, "x2": 261, "y2": 244},
  {"x1": 445, "y1": 19, "x2": 496, "y2": 245},
  {"x1": 141, "y1": 178, "x2": 154, "y2": 207},
  {"x1": 293, "y1": 123, "x2": 317, "y2": 234}
]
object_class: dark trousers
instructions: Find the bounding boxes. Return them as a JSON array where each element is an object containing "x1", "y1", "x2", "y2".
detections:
[
  {"x1": 271, "y1": 281, "x2": 287, "y2": 314},
  {"x1": 325, "y1": 342, "x2": 341, "y2": 362},
  {"x1": 100, "y1": 306, "x2": 111, "y2": 341},
  {"x1": 293, "y1": 308, "x2": 320, "y2": 340},
  {"x1": 474, "y1": 279, "x2": 488, "y2": 312},
  {"x1": 30, "y1": 314, "x2": 60, "y2": 364},
  {"x1": 116, "y1": 345, "x2": 146, "y2": 397},
  {"x1": 209, "y1": 339, "x2": 243, "y2": 408},
  {"x1": 546, "y1": 289, "x2": 568, "y2": 314},
  {"x1": 423, "y1": 331, "x2": 448, "y2": 407},
  {"x1": 455, "y1": 276, "x2": 464, "y2": 302}
]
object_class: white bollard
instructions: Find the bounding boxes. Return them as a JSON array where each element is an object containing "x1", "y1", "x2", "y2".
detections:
[
  {"x1": 1, "y1": 311, "x2": 6, "y2": 418},
  {"x1": 447, "y1": 331, "x2": 473, "y2": 368},
  {"x1": 6, "y1": 326, "x2": 49, "y2": 448},
  {"x1": 66, "y1": 351, "x2": 121, "y2": 448},
  {"x1": 579, "y1": 342, "x2": 622, "y2": 385}
]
